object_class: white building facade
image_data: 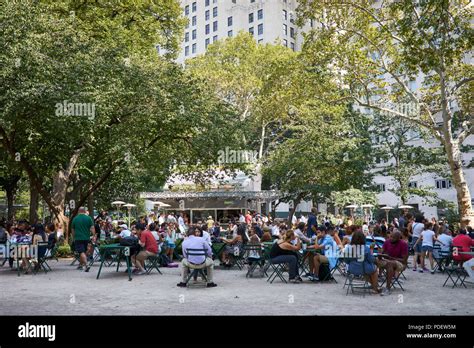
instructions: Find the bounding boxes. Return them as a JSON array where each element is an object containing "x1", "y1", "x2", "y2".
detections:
[{"x1": 177, "y1": 0, "x2": 306, "y2": 64}]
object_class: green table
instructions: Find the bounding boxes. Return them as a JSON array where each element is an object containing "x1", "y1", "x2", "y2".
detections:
[
  {"x1": 96, "y1": 243, "x2": 133, "y2": 281},
  {"x1": 212, "y1": 242, "x2": 226, "y2": 260}
]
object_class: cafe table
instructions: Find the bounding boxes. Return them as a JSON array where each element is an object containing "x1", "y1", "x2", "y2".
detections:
[
  {"x1": 96, "y1": 243, "x2": 133, "y2": 281},
  {"x1": 211, "y1": 242, "x2": 226, "y2": 260}
]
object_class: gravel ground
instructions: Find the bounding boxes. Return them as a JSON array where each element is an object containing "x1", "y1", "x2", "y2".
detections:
[{"x1": 0, "y1": 256, "x2": 472, "y2": 316}]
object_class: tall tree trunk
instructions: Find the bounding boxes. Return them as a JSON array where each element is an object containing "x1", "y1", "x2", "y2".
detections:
[
  {"x1": 6, "y1": 186, "x2": 15, "y2": 221},
  {"x1": 287, "y1": 194, "x2": 303, "y2": 225},
  {"x1": 444, "y1": 140, "x2": 474, "y2": 227},
  {"x1": 29, "y1": 184, "x2": 39, "y2": 224}
]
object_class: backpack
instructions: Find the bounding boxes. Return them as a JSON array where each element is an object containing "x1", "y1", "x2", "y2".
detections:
[
  {"x1": 318, "y1": 263, "x2": 332, "y2": 281},
  {"x1": 119, "y1": 236, "x2": 140, "y2": 255},
  {"x1": 0, "y1": 228, "x2": 7, "y2": 243}
]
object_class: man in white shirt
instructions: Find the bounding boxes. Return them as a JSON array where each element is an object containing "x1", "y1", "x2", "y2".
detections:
[
  {"x1": 167, "y1": 213, "x2": 177, "y2": 224},
  {"x1": 118, "y1": 224, "x2": 131, "y2": 238},
  {"x1": 239, "y1": 213, "x2": 245, "y2": 224},
  {"x1": 300, "y1": 215, "x2": 307, "y2": 224},
  {"x1": 271, "y1": 222, "x2": 280, "y2": 238},
  {"x1": 158, "y1": 213, "x2": 165, "y2": 225},
  {"x1": 291, "y1": 214, "x2": 297, "y2": 226}
]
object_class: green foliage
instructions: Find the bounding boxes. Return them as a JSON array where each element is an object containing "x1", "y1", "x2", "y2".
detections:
[
  {"x1": 331, "y1": 188, "x2": 377, "y2": 210},
  {"x1": 56, "y1": 244, "x2": 72, "y2": 258}
]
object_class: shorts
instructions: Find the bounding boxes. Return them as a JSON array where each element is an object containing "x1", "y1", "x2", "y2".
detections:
[
  {"x1": 135, "y1": 250, "x2": 156, "y2": 262},
  {"x1": 167, "y1": 243, "x2": 176, "y2": 249},
  {"x1": 412, "y1": 237, "x2": 422, "y2": 253},
  {"x1": 378, "y1": 259, "x2": 405, "y2": 272},
  {"x1": 422, "y1": 245, "x2": 433, "y2": 252},
  {"x1": 74, "y1": 240, "x2": 89, "y2": 253}
]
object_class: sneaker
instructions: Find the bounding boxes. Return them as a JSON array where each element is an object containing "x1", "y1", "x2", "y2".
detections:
[
  {"x1": 430, "y1": 269, "x2": 435, "y2": 274},
  {"x1": 84, "y1": 266, "x2": 90, "y2": 272},
  {"x1": 380, "y1": 288, "x2": 391, "y2": 296},
  {"x1": 76, "y1": 266, "x2": 83, "y2": 270},
  {"x1": 289, "y1": 278, "x2": 301, "y2": 283},
  {"x1": 132, "y1": 268, "x2": 140, "y2": 274},
  {"x1": 206, "y1": 282, "x2": 218, "y2": 288},
  {"x1": 136, "y1": 270, "x2": 146, "y2": 275},
  {"x1": 419, "y1": 269, "x2": 423, "y2": 273},
  {"x1": 423, "y1": 267, "x2": 429, "y2": 272},
  {"x1": 177, "y1": 282, "x2": 187, "y2": 287},
  {"x1": 303, "y1": 272, "x2": 312, "y2": 278}
]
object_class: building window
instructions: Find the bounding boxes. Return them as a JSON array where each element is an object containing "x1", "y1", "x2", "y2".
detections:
[
  {"x1": 228, "y1": 30, "x2": 233, "y2": 37},
  {"x1": 377, "y1": 184, "x2": 386, "y2": 192},
  {"x1": 192, "y1": 16, "x2": 196, "y2": 26},
  {"x1": 205, "y1": 38, "x2": 210, "y2": 48},
  {"x1": 185, "y1": 46, "x2": 189, "y2": 56},
  {"x1": 192, "y1": 43, "x2": 196, "y2": 54},
  {"x1": 249, "y1": 13, "x2": 254, "y2": 23},
  {"x1": 192, "y1": 2, "x2": 197, "y2": 12},
  {"x1": 435, "y1": 179, "x2": 452, "y2": 189},
  {"x1": 283, "y1": 9, "x2": 287, "y2": 20},
  {"x1": 205, "y1": 24, "x2": 210, "y2": 34},
  {"x1": 213, "y1": 7, "x2": 218, "y2": 17},
  {"x1": 283, "y1": 24, "x2": 287, "y2": 36},
  {"x1": 192, "y1": 29, "x2": 197, "y2": 40},
  {"x1": 213, "y1": 21, "x2": 218, "y2": 32},
  {"x1": 258, "y1": 23, "x2": 263, "y2": 35},
  {"x1": 290, "y1": 27, "x2": 295, "y2": 38},
  {"x1": 205, "y1": 10, "x2": 210, "y2": 20},
  {"x1": 258, "y1": 9, "x2": 263, "y2": 20},
  {"x1": 205, "y1": 0, "x2": 210, "y2": 6},
  {"x1": 213, "y1": 35, "x2": 218, "y2": 42},
  {"x1": 283, "y1": 39, "x2": 288, "y2": 47},
  {"x1": 408, "y1": 181, "x2": 418, "y2": 188},
  {"x1": 185, "y1": 32, "x2": 189, "y2": 42},
  {"x1": 290, "y1": 42, "x2": 295, "y2": 51},
  {"x1": 185, "y1": 5, "x2": 189, "y2": 16},
  {"x1": 228, "y1": 16, "x2": 233, "y2": 26},
  {"x1": 249, "y1": 27, "x2": 254, "y2": 35}
]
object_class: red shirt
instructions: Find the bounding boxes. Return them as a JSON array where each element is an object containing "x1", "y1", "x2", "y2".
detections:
[
  {"x1": 452, "y1": 234, "x2": 474, "y2": 262},
  {"x1": 245, "y1": 214, "x2": 252, "y2": 225},
  {"x1": 383, "y1": 239, "x2": 408, "y2": 260},
  {"x1": 140, "y1": 230, "x2": 158, "y2": 254}
]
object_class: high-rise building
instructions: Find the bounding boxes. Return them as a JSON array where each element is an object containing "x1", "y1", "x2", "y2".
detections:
[{"x1": 178, "y1": 0, "x2": 310, "y2": 64}]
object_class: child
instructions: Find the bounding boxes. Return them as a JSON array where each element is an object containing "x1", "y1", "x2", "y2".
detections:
[{"x1": 414, "y1": 222, "x2": 443, "y2": 274}]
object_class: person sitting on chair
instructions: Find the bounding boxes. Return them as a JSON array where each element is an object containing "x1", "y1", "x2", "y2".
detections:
[
  {"x1": 269, "y1": 230, "x2": 302, "y2": 283},
  {"x1": 131, "y1": 223, "x2": 157, "y2": 275},
  {"x1": 177, "y1": 226, "x2": 217, "y2": 288},
  {"x1": 376, "y1": 230, "x2": 408, "y2": 294},
  {"x1": 306, "y1": 226, "x2": 338, "y2": 282}
]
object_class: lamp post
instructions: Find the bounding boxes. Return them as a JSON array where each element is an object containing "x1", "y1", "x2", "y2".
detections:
[
  {"x1": 381, "y1": 206, "x2": 394, "y2": 222},
  {"x1": 345, "y1": 204, "x2": 358, "y2": 219},
  {"x1": 123, "y1": 203, "x2": 136, "y2": 229},
  {"x1": 111, "y1": 201, "x2": 125, "y2": 219}
]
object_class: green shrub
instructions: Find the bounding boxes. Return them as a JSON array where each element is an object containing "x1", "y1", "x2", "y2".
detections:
[{"x1": 56, "y1": 244, "x2": 73, "y2": 258}]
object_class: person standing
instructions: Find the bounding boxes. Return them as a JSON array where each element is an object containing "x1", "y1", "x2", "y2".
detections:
[
  {"x1": 306, "y1": 207, "x2": 318, "y2": 239},
  {"x1": 71, "y1": 207, "x2": 94, "y2": 271},
  {"x1": 245, "y1": 211, "x2": 252, "y2": 226},
  {"x1": 411, "y1": 214, "x2": 425, "y2": 271}
]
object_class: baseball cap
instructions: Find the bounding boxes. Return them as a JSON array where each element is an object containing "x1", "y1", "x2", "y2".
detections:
[{"x1": 119, "y1": 224, "x2": 128, "y2": 229}]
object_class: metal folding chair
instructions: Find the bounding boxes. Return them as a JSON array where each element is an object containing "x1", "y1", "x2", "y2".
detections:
[
  {"x1": 342, "y1": 258, "x2": 371, "y2": 296},
  {"x1": 243, "y1": 244, "x2": 266, "y2": 278},
  {"x1": 183, "y1": 248, "x2": 209, "y2": 286},
  {"x1": 443, "y1": 265, "x2": 468, "y2": 288},
  {"x1": 145, "y1": 254, "x2": 163, "y2": 275}
]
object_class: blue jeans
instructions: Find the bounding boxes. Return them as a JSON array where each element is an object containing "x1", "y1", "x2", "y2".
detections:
[{"x1": 271, "y1": 255, "x2": 299, "y2": 279}]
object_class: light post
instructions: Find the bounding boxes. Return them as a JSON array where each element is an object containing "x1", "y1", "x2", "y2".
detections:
[
  {"x1": 345, "y1": 204, "x2": 358, "y2": 219},
  {"x1": 123, "y1": 203, "x2": 136, "y2": 229},
  {"x1": 380, "y1": 206, "x2": 394, "y2": 222},
  {"x1": 111, "y1": 201, "x2": 125, "y2": 219}
]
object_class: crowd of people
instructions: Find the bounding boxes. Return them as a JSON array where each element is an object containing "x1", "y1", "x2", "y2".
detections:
[{"x1": 1, "y1": 207, "x2": 473, "y2": 293}]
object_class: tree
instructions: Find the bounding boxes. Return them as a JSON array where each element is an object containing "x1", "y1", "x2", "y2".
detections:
[
  {"x1": 0, "y1": 150, "x2": 23, "y2": 221},
  {"x1": 187, "y1": 33, "x2": 303, "y2": 191},
  {"x1": 371, "y1": 113, "x2": 447, "y2": 205},
  {"x1": 297, "y1": 0, "x2": 474, "y2": 226},
  {"x1": 0, "y1": 1, "x2": 240, "y2": 241}
]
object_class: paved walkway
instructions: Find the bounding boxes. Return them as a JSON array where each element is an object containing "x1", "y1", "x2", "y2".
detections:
[{"x1": 1, "y1": 257, "x2": 472, "y2": 315}]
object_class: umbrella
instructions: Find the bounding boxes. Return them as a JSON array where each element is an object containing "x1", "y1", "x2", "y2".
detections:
[
  {"x1": 398, "y1": 205, "x2": 413, "y2": 209},
  {"x1": 345, "y1": 204, "x2": 359, "y2": 209},
  {"x1": 111, "y1": 201, "x2": 126, "y2": 206},
  {"x1": 380, "y1": 206, "x2": 394, "y2": 221}
]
